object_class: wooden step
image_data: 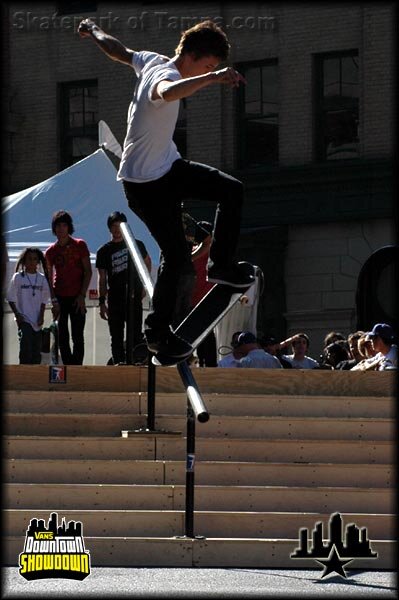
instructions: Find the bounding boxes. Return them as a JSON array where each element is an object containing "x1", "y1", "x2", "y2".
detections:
[
  {"x1": 5, "y1": 413, "x2": 394, "y2": 440},
  {"x1": 4, "y1": 509, "x2": 394, "y2": 539},
  {"x1": 4, "y1": 459, "x2": 394, "y2": 488},
  {"x1": 4, "y1": 483, "x2": 394, "y2": 513},
  {"x1": 3, "y1": 364, "x2": 395, "y2": 396},
  {"x1": 4, "y1": 535, "x2": 394, "y2": 568},
  {"x1": 5, "y1": 435, "x2": 393, "y2": 463},
  {"x1": 4, "y1": 390, "x2": 394, "y2": 418}
]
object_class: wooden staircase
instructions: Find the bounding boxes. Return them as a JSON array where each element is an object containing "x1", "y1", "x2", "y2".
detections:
[{"x1": 3, "y1": 365, "x2": 396, "y2": 568}]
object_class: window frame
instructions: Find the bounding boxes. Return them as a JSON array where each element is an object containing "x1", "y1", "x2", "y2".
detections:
[
  {"x1": 236, "y1": 58, "x2": 279, "y2": 170},
  {"x1": 313, "y1": 49, "x2": 360, "y2": 162},
  {"x1": 59, "y1": 79, "x2": 99, "y2": 169}
]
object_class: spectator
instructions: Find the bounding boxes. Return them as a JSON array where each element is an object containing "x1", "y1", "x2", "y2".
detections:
[
  {"x1": 348, "y1": 330, "x2": 366, "y2": 363},
  {"x1": 45, "y1": 210, "x2": 92, "y2": 365},
  {"x1": 323, "y1": 330, "x2": 346, "y2": 348},
  {"x1": 321, "y1": 340, "x2": 351, "y2": 370},
  {"x1": 259, "y1": 334, "x2": 292, "y2": 369},
  {"x1": 333, "y1": 330, "x2": 365, "y2": 370},
  {"x1": 218, "y1": 330, "x2": 244, "y2": 367},
  {"x1": 351, "y1": 332, "x2": 379, "y2": 370},
  {"x1": 355, "y1": 323, "x2": 397, "y2": 371},
  {"x1": 235, "y1": 331, "x2": 282, "y2": 368},
  {"x1": 188, "y1": 220, "x2": 217, "y2": 367},
  {"x1": 96, "y1": 211, "x2": 151, "y2": 365},
  {"x1": 278, "y1": 333, "x2": 319, "y2": 369},
  {"x1": 7, "y1": 247, "x2": 51, "y2": 364}
]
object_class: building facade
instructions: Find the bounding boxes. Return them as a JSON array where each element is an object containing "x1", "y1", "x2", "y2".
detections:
[{"x1": 2, "y1": 2, "x2": 396, "y2": 354}]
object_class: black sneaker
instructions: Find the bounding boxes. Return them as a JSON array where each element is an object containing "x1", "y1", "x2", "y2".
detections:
[
  {"x1": 146, "y1": 330, "x2": 193, "y2": 358},
  {"x1": 207, "y1": 263, "x2": 255, "y2": 288}
]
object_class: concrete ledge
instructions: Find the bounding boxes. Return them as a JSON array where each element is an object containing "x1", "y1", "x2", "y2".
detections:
[
  {"x1": 4, "y1": 412, "x2": 395, "y2": 440},
  {"x1": 5, "y1": 435, "x2": 394, "y2": 463},
  {"x1": 4, "y1": 459, "x2": 394, "y2": 488},
  {"x1": 4, "y1": 390, "x2": 395, "y2": 418},
  {"x1": 3, "y1": 365, "x2": 396, "y2": 396},
  {"x1": 4, "y1": 536, "x2": 395, "y2": 569},
  {"x1": 4, "y1": 483, "x2": 394, "y2": 513},
  {"x1": 4, "y1": 509, "x2": 395, "y2": 540}
]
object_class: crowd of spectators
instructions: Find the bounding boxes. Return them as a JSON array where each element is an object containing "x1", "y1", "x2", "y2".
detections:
[
  {"x1": 3, "y1": 216, "x2": 397, "y2": 371},
  {"x1": 217, "y1": 324, "x2": 397, "y2": 371}
]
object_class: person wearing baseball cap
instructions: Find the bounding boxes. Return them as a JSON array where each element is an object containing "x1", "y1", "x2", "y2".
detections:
[
  {"x1": 234, "y1": 331, "x2": 282, "y2": 369},
  {"x1": 365, "y1": 323, "x2": 397, "y2": 370}
]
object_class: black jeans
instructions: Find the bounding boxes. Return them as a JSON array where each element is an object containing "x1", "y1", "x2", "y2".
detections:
[
  {"x1": 57, "y1": 296, "x2": 86, "y2": 365},
  {"x1": 108, "y1": 291, "x2": 143, "y2": 364},
  {"x1": 123, "y1": 159, "x2": 243, "y2": 336},
  {"x1": 18, "y1": 322, "x2": 42, "y2": 364},
  {"x1": 197, "y1": 330, "x2": 218, "y2": 367}
]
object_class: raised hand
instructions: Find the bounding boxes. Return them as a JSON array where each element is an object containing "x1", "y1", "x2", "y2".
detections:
[{"x1": 212, "y1": 67, "x2": 246, "y2": 88}]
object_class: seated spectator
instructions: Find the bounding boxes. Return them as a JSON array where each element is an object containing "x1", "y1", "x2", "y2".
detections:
[
  {"x1": 323, "y1": 330, "x2": 346, "y2": 348},
  {"x1": 278, "y1": 333, "x2": 319, "y2": 369},
  {"x1": 218, "y1": 331, "x2": 244, "y2": 367},
  {"x1": 321, "y1": 340, "x2": 351, "y2": 370},
  {"x1": 351, "y1": 331, "x2": 379, "y2": 370},
  {"x1": 259, "y1": 334, "x2": 292, "y2": 368},
  {"x1": 340, "y1": 330, "x2": 366, "y2": 369},
  {"x1": 234, "y1": 332, "x2": 282, "y2": 369},
  {"x1": 357, "y1": 323, "x2": 397, "y2": 371}
]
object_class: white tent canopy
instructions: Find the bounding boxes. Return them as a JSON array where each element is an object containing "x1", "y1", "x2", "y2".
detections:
[{"x1": 2, "y1": 148, "x2": 160, "y2": 265}]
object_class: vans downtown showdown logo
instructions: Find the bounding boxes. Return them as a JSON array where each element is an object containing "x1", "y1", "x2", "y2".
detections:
[{"x1": 19, "y1": 512, "x2": 91, "y2": 581}]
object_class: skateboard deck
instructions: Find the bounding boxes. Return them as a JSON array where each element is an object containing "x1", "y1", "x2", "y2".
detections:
[{"x1": 152, "y1": 262, "x2": 255, "y2": 366}]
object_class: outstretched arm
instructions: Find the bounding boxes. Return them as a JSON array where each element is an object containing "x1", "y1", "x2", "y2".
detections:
[
  {"x1": 154, "y1": 67, "x2": 246, "y2": 102},
  {"x1": 78, "y1": 18, "x2": 134, "y2": 65}
]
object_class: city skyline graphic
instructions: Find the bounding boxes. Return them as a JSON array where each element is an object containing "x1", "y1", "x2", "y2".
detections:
[
  {"x1": 291, "y1": 512, "x2": 378, "y2": 578},
  {"x1": 27, "y1": 512, "x2": 82, "y2": 538}
]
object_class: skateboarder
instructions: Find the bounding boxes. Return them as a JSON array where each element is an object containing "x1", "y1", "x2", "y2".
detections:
[{"x1": 79, "y1": 18, "x2": 255, "y2": 361}]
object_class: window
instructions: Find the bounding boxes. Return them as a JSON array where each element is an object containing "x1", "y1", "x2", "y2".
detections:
[
  {"x1": 59, "y1": 80, "x2": 98, "y2": 169},
  {"x1": 315, "y1": 50, "x2": 359, "y2": 161},
  {"x1": 237, "y1": 60, "x2": 279, "y2": 168},
  {"x1": 173, "y1": 98, "x2": 187, "y2": 158}
]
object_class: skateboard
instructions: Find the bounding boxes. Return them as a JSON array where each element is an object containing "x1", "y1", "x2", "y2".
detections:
[{"x1": 152, "y1": 262, "x2": 255, "y2": 366}]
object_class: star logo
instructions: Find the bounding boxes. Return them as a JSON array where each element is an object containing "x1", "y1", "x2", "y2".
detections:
[
  {"x1": 315, "y1": 545, "x2": 354, "y2": 579},
  {"x1": 290, "y1": 512, "x2": 378, "y2": 580}
]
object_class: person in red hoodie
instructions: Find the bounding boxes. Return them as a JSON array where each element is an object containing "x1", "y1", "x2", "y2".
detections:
[{"x1": 45, "y1": 210, "x2": 92, "y2": 365}]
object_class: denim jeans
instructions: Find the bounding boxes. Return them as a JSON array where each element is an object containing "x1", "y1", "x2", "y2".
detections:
[
  {"x1": 123, "y1": 159, "x2": 243, "y2": 336},
  {"x1": 18, "y1": 322, "x2": 42, "y2": 364},
  {"x1": 57, "y1": 296, "x2": 86, "y2": 365}
]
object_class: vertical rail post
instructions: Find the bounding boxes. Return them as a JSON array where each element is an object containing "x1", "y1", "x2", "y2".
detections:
[
  {"x1": 120, "y1": 222, "x2": 157, "y2": 431},
  {"x1": 177, "y1": 361, "x2": 209, "y2": 539},
  {"x1": 185, "y1": 400, "x2": 196, "y2": 538}
]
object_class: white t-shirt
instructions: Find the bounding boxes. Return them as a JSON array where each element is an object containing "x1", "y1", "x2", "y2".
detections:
[
  {"x1": 375, "y1": 346, "x2": 397, "y2": 370},
  {"x1": 281, "y1": 354, "x2": 319, "y2": 369},
  {"x1": 238, "y1": 349, "x2": 283, "y2": 369},
  {"x1": 117, "y1": 51, "x2": 182, "y2": 183},
  {"x1": 7, "y1": 271, "x2": 51, "y2": 331}
]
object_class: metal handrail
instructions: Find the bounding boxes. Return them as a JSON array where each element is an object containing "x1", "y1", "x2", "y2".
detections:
[
  {"x1": 120, "y1": 220, "x2": 209, "y2": 537},
  {"x1": 120, "y1": 222, "x2": 155, "y2": 298}
]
